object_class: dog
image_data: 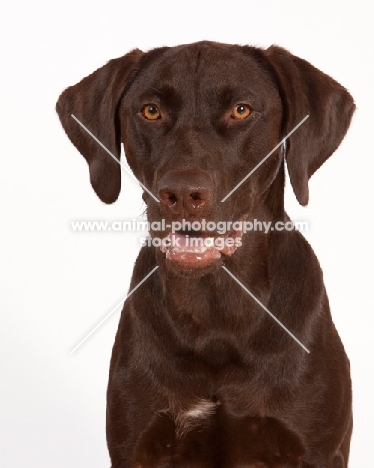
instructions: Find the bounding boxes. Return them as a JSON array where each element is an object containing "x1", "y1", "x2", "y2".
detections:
[{"x1": 57, "y1": 41, "x2": 355, "y2": 467}]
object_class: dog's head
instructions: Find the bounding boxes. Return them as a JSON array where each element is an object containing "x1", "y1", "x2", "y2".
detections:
[{"x1": 57, "y1": 41, "x2": 354, "y2": 274}]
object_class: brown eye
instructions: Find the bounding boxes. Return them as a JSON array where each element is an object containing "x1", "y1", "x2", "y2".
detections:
[
  {"x1": 142, "y1": 104, "x2": 161, "y2": 120},
  {"x1": 232, "y1": 104, "x2": 251, "y2": 120}
]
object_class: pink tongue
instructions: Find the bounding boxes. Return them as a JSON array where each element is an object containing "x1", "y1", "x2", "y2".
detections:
[
  {"x1": 167, "y1": 232, "x2": 221, "y2": 268},
  {"x1": 167, "y1": 247, "x2": 221, "y2": 268}
]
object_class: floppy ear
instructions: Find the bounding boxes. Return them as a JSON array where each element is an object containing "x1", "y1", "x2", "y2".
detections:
[
  {"x1": 265, "y1": 46, "x2": 355, "y2": 205},
  {"x1": 56, "y1": 49, "x2": 144, "y2": 203}
]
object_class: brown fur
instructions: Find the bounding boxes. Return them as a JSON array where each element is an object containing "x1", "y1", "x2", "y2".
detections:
[{"x1": 57, "y1": 41, "x2": 355, "y2": 467}]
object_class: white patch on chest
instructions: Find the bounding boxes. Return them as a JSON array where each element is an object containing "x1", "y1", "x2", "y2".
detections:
[
  {"x1": 175, "y1": 399, "x2": 220, "y2": 438},
  {"x1": 184, "y1": 400, "x2": 218, "y2": 418}
]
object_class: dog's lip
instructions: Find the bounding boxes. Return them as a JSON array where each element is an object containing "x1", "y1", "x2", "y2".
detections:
[
  {"x1": 165, "y1": 243, "x2": 222, "y2": 269},
  {"x1": 160, "y1": 215, "x2": 248, "y2": 269}
]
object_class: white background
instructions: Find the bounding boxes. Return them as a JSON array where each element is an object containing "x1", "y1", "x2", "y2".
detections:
[{"x1": 1, "y1": 1, "x2": 373, "y2": 466}]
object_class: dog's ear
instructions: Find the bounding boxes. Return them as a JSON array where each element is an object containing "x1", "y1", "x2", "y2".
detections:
[
  {"x1": 56, "y1": 49, "x2": 143, "y2": 203},
  {"x1": 265, "y1": 46, "x2": 355, "y2": 205}
]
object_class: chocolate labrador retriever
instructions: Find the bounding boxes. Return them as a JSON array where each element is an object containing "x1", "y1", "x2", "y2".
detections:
[{"x1": 57, "y1": 41, "x2": 354, "y2": 467}]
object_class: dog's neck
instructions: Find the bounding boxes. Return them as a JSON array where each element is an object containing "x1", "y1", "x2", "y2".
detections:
[{"x1": 153, "y1": 166, "x2": 288, "y2": 359}]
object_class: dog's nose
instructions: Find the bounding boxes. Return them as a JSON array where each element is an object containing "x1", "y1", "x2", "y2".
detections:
[{"x1": 158, "y1": 171, "x2": 213, "y2": 216}]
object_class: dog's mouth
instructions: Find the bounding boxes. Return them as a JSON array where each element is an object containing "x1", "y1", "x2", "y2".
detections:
[{"x1": 159, "y1": 215, "x2": 248, "y2": 269}]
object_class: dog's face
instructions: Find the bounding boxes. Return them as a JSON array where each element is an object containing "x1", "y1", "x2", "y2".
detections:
[
  {"x1": 56, "y1": 41, "x2": 354, "y2": 275},
  {"x1": 120, "y1": 43, "x2": 283, "y2": 272}
]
